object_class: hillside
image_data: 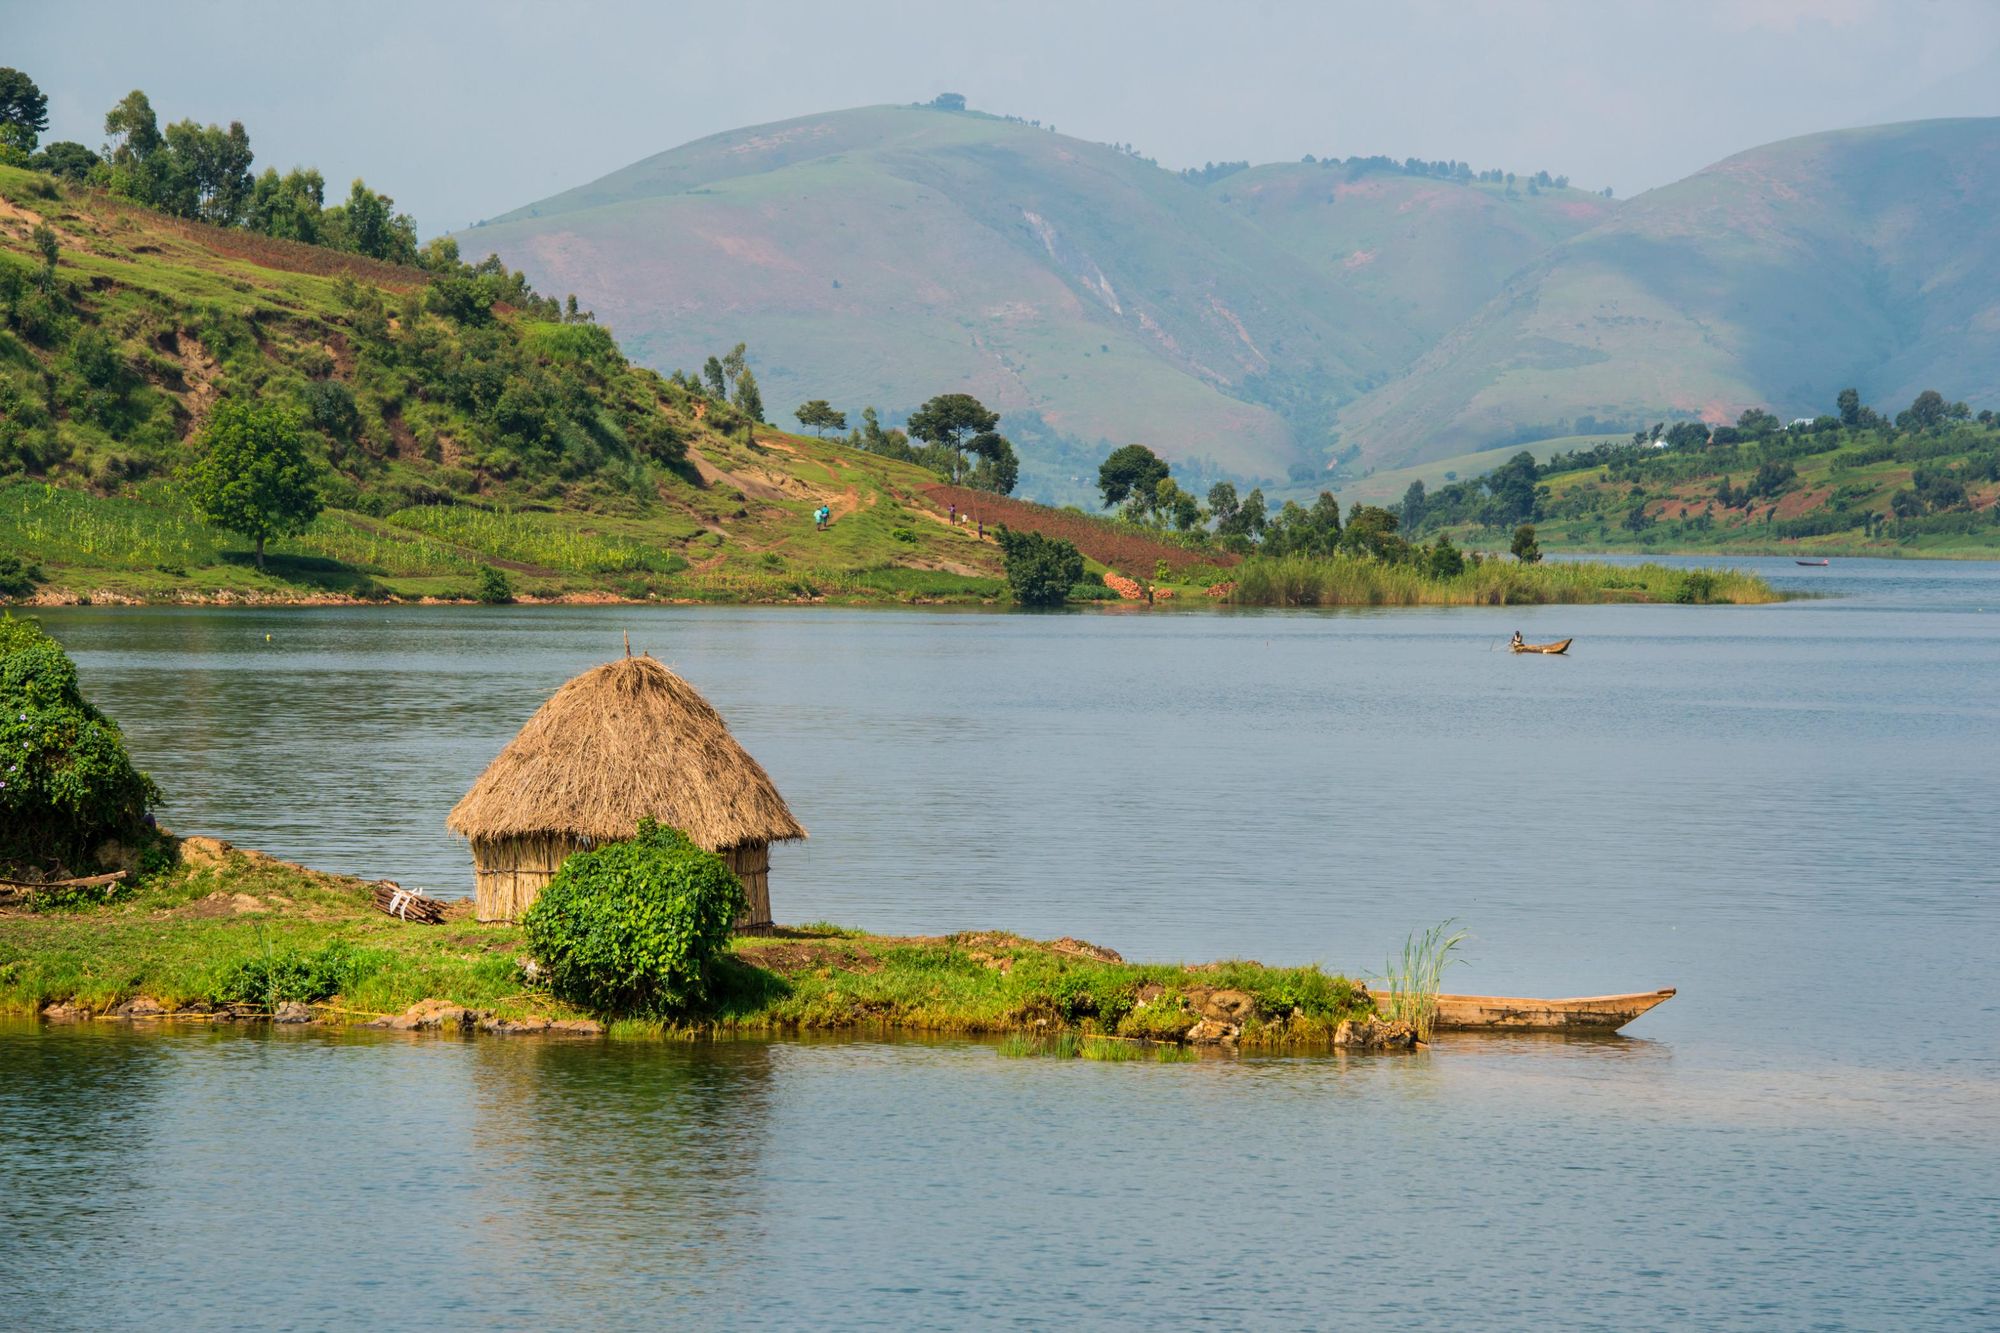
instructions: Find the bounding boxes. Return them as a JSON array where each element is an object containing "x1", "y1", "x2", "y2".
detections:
[
  {"x1": 1337, "y1": 119, "x2": 2000, "y2": 466},
  {"x1": 0, "y1": 162, "x2": 1007, "y2": 605},
  {"x1": 473, "y1": 108, "x2": 2000, "y2": 483},
  {"x1": 464, "y1": 105, "x2": 1614, "y2": 495}
]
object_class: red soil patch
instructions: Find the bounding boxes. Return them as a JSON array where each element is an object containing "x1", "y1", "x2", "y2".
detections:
[{"x1": 922, "y1": 485, "x2": 1235, "y2": 575}]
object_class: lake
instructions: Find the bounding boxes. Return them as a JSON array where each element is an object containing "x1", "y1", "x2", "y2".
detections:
[{"x1": 5, "y1": 556, "x2": 1997, "y2": 1328}]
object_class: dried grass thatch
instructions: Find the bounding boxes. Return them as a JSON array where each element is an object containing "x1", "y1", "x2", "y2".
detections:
[{"x1": 447, "y1": 655, "x2": 806, "y2": 852}]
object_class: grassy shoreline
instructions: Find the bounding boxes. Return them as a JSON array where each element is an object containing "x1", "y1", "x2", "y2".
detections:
[{"x1": 0, "y1": 845, "x2": 1385, "y2": 1049}]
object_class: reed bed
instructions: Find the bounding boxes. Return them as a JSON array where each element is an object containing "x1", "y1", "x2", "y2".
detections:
[{"x1": 1226, "y1": 555, "x2": 1777, "y2": 607}]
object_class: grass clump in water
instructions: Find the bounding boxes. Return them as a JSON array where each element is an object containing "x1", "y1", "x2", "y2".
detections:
[{"x1": 1378, "y1": 919, "x2": 1468, "y2": 1043}]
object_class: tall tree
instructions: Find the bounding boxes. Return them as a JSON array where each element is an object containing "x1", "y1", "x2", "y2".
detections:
[
  {"x1": 0, "y1": 68, "x2": 49, "y2": 154},
  {"x1": 962, "y1": 430, "x2": 1018, "y2": 494},
  {"x1": 1836, "y1": 387, "x2": 1862, "y2": 428},
  {"x1": 702, "y1": 356, "x2": 726, "y2": 398},
  {"x1": 1097, "y1": 443, "x2": 1169, "y2": 511},
  {"x1": 732, "y1": 368, "x2": 765, "y2": 423},
  {"x1": 180, "y1": 401, "x2": 323, "y2": 571},
  {"x1": 907, "y1": 392, "x2": 1000, "y2": 482},
  {"x1": 794, "y1": 400, "x2": 846, "y2": 436},
  {"x1": 1400, "y1": 480, "x2": 1428, "y2": 531}
]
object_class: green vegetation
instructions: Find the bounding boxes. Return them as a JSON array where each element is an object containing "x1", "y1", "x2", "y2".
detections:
[
  {"x1": 994, "y1": 527, "x2": 1085, "y2": 607},
  {"x1": 0, "y1": 848, "x2": 1382, "y2": 1049},
  {"x1": 522, "y1": 821, "x2": 745, "y2": 1016},
  {"x1": 0, "y1": 615, "x2": 159, "y2": 874},
  {"x1": 1399, "y1": 389, "x2": 2000, "y2": 557},
  {"x1": 1227, "y1": 554, "x2": 1774, "y2": 607},
  {"x1": 0, "y1": 155, "x2": 1013, "y2": 604},
  {"x1": 1378, "y1": 920, "x2": 1467, "y2": 1044},
  {"x1": 179, "y1": 400, "x2": 323, "y2": 569}
]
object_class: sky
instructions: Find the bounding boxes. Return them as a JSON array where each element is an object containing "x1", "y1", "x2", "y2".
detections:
[{"x1": 10, "y1": 0, "x2": 1999, "y2": 237}]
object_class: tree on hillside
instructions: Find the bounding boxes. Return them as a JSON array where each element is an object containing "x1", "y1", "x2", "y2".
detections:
[
  {"x1": 702, "y1": 356, "x2": 726, "y2": 398},
  {"x1": 246, "y1": 166, "x2": 325, "y2": 243},
  {"x1": 159, "y1": 118, "x2": 255, "y2": 226},
  {"x1": 323, "y1": 178, "x2": 417, "y2": 264},
  {"x1": 30, "y1": 141, "x2": 100, "y2": 180},
  {"x1": 1097, "y1": 443, "x2": 1170, "y2": 512},
  {"x1": 794, "y1": 400, "x2": 847, "y2": 436},
  {"x1": 732, "y1": 368, "x2": 765, "y2": 423},
  {"x1": 1836, "y1": 387, "x2": 1862, "y2": 428},
  {"x1": 961, "y1": 430, "x2": 1019, "y2": 494},
  {"x1": 180, "y1": 400, "x2": 323, "y2": 571},
  {"x1": 1483, "y1": 451, "x2": 1540, "y2": 527},
  {"x1": 0, "y1": 68, "x2": 49, "y2": 155},
  {"x1": 1510, "y1": 523, "x2": 1541, "y2": 564},
  {"x1": 103, "y1": 90, "x2": 165, "y2": 199},
  {"x1": 1207, "y1": 481, "x2": 1240, "y2": 534},
  {"x1": 908, "y1": 393, "x2": 1000, "y2": 482},
  {"x1": 1400, "y1": 480, "x2": 1428, "y2": 531}
]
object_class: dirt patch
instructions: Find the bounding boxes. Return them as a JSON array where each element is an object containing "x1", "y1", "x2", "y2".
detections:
[
  {"x1": 166, "y1": 330, "x2": 221, "y2": 437},
  {"x1": 174, "y1": 891, "x2": 269, "y2": 919},
  {"x1": 736, "y1": 937, "x2": 882, "y2": 975}
]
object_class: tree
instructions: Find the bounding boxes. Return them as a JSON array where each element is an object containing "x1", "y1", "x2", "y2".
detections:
[
  {"x1": 1836, "y1": 387, "x2": 1862, "y2": 428},
  {"x1": 1510, "y1": 523, "x2": 1542, "y2": 564},
  {"x1": 994, "y1": 527, "x2": 1083, "y2": 607},
  {"x1": 159, "y1": 118, "x2": 256, "y2": 225},
  {"x1": 1207, "y1": 481, "x2": 1239, "y2": 533},
  {"x1": 103, "y1": 90, "x2": 164, "y2": 202},
  {"x1": 731, "y1": 368, "x2": 765, "y2": 423},
  {"x1": 1485, "y1": 450, "x2": 1539, "y2": 526},
  {"x1": 931, "y1": 93, "x2": 967, "y2": 111},
  {"x1": 180, "y1": 400, "x2": 323, "y2": 571},
  {"x1": 0, "y1": 68, "x2": 49, "y2": 155},
  {"x1": 30, "y1": 141, "x2": 100, "y2": 180},
  {"x1": 702, "y1": 356, "x2": 726, "y2": 398},
  {"x1": 794, "y1": 400, "x2": 846, "y2": 436},
  {"x1": 1898, "y1": 389, "x2": 1948, "y2": 433},
  {"x1": 908, "y1": 393, "x2": 1000, "y2": 482},
  {"x1": 1400, "y1": 479, "x2": 1428, "y2": 531},
  {"x1": 246, "y1": 166, "x2": 324, "y2": 243},
  {"x1": 1425, "y1": 533, "x2": 1465, "y2": 580},
  {"x1": 962, "y1": 430, "x2": 1018, "y2": 494},
  {"x1": 1097, "y1": 443, "x2": 1170, "y2": 511}
]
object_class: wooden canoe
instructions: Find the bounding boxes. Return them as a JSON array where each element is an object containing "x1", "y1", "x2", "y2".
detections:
[
  {"x1": 1374, "y1": 987, "x2": 1675, "y2": 1033},
  {"x1": 1510, "y1": 638, "x2": 1572, "y2": 655},
  {"x1": 1795, "y1": 559, "x2": 1830, "y2": 566}
]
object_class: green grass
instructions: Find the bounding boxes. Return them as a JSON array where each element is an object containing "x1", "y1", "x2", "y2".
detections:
[
  {"x1": 1377, "y1": 919, "x2": 1468, "y2": 1043},
  {"x1": 1227, "y1": 553, "x2": 1777, "y2": 606},
  {"x1": 0, "y1": 854, "x2": 1380, "y2": 1050},
  {"x1": 386, "y1": 506, "x2": 684, "y2": 574}
]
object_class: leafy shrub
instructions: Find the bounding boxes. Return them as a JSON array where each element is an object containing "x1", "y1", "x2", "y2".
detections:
[
  {"x1": 890, "y1": 526, "x2": 917, "y2": 544},
  {"x1": 1116, "y1": 996, "x2": 1196, "y2": 1040},
  {"x1": 0, "y1": 553, "x2": 43, "y2": 598},
  {"x1": 211, "y1": 939, "x2": 380, "y2": 1007},
  {"x1": 994, "y1": 525, "x2": 1084, "y2": 607},
  {"x1": 521, "y1": 820, "x2": 746, "y2": 1015},
  {"x1": 476, "y1": 565, "x2": 514, "y2": 604},
  {"x1": 1674, "y1": 572, "x2": 1717, "y2": 604},
  {"x1": 0, "y1": 615, "x2": 161, "y2": 872}
]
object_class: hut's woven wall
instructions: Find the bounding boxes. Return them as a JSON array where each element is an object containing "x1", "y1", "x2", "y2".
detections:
[
  {"x1": 723, "y1": 841, "x2": 772, "y2": 931},
  {"x1": 471, "y1": 833, "x2": 774, "y2": 929}
]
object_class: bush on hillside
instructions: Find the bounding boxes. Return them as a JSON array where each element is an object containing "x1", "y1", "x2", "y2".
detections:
[
  {"x1": 995, "y1": 525, "x2": 1085, "y2": 607},
  {"x1": 521, "y1": 820, "x2": 746, "y2": 1015},
  {"x1": 0, "y1": 614, "x2": 161, "y2": 872}
]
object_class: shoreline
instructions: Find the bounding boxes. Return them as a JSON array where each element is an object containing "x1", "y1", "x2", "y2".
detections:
[{"x1": 0, "y1": 840, "x2": 1420, "y2": 1053}]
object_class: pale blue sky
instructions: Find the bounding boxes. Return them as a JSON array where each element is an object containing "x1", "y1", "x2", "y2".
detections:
[{"x1": 10, "y1": 0, "x2": 1998, "y2": 235}]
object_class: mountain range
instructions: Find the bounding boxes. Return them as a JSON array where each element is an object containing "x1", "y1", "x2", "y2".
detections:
[{"x1": 465, "y1": 105, "x2": 2000, "y2": 499}]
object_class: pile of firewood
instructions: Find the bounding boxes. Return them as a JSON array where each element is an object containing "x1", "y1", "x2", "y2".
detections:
[{"x1": 370, "y1": 880, "x2": 446, "y2": 925}]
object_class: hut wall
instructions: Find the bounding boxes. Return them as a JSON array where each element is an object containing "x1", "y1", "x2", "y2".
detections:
[
  {"x1": 723, "y1": 841, "x2": 772, "y2": 932},
  {"x1": 472, "y1": 833, "x2": 591, "y2": 922}
]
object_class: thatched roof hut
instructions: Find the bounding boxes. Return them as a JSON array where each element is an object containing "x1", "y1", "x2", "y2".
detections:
[{"x1": 446, "y1": 654, "x2": 805, "y2": 925}]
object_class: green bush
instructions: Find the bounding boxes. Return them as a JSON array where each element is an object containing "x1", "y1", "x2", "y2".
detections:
[
  {"x1": 0, "y1": 553, "x2": 42, "y2": 598},
  {"x1": 994, "y1": 525, "x2": 1084, "y2": 607},
  {"x1": 0, "y1": 614, "x2": 161, "y2": 872},
  {"x1": 476, "y1": 564, "x2": 514, "y2": 604},
  {"x1": 211, "y1": 939, "x2": 380, "y2": 1007},
  {"x1": 521, "y1": 819, "x2": 746, "y2": 1015}
]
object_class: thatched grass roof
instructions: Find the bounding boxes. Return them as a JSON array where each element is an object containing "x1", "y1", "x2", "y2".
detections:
[{"x1": 447, "y1": 655, "x2": 805, "y2": 850}]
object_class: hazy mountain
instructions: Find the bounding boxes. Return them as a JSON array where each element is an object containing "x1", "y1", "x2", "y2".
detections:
[{"x1": 470, "y1": 108, "x2": 2000, "y2": 483}]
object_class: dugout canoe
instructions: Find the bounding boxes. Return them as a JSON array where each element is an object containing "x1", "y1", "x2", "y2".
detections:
[
  {"x1": 1374, "y1": 987, "x2": 1676, "y2": 1033},
  {"x1": 1510, "y1": 637, "x2": 1572, "y2": 655}
]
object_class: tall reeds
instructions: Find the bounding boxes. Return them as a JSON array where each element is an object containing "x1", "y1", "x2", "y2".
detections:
[
  {"x1": 1379, "y1": 919, "x2": 1469, "y2": 1043},
  {"x1": 1226, "y1": 554, "x2": 1776, "y2": 607}
]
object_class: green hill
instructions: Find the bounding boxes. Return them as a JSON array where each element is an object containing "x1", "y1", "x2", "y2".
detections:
[
  {"x1": 473, "y1": 109, "x2": 2000, "y2": 482},
  {"x1": 0, "y1": 162, "x2": 1007, "y2": 604},
  {"x1": 1337, "y1": 119, "x2": 2000, "y2": 467}
]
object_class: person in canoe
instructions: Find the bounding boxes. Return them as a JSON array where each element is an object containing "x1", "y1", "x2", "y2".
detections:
[{"x1": 1510, "y1": 630, "x2": 1524, "y2": 650}]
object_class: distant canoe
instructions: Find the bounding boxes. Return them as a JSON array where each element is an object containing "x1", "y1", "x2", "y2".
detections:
[
  {"x1": 1375, "y1": 988, "x2": 1676, "y2": 1033},
  {"x1": 1795, "y1": 559, "x2": 1830, "y2": 567},
  {"x1": 1510, "y1": 637, "x2": 1572, "y2": 655}
]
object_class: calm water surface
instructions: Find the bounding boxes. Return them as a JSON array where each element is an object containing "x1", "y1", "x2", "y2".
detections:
[{"x1": 5, "y1": 556, "x2": 1997, "y2": 1328}]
